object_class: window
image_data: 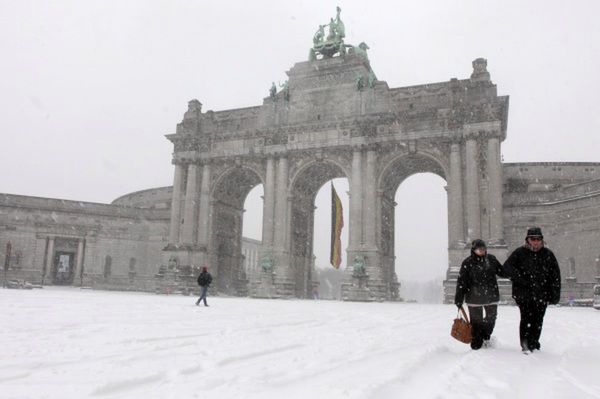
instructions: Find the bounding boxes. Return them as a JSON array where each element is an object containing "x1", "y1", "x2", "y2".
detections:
[
  {"x1": 129, "y1": 258, "x2": 136, "y2": 273},
  {"x1": 129, "y1": 257, "x2": 137, "y2": 283},
  {"x1": 103, "y1": 255, "x2": 112, "y2": 278},
  {"x1": 568, "y1": 257, "x2": 576, "y2": 278}
]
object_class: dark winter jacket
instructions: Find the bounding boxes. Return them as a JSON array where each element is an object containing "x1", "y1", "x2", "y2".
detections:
[
  {"x1": 454, "y1": 251, "x2": 507, "y2": 306},
  {"x1": 197, "y1": 271, "x2": 213, "y2": 287},
  {"x1": 503, "y1": 245, "x2": 561, "y2": 304}
]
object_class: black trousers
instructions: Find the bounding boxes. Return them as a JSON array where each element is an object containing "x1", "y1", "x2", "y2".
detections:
[
  {"x1": 516, "y1": 299, "x2": 547, "y2": 351},
  {"x1": 467, "y1": 305, "x2": 498, "y2": 349}
]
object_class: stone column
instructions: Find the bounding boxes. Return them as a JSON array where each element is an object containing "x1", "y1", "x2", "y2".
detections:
[
  {"x1": 44, "y1": 236, "x2": 55, "y2": 282},
  {"x1": 74, "y1": 238, "x2": 85, "y2": 284},
  {"x1": 168, "y1": 163, "x2": 185, "y2": 245},
  {"x1": 465, "y1": 138, "x2": 481, "y2": 241},
  {"x1": 181, "y1": 163, "x2": 199, "y2": 245},
  {"x1": 262, "y1": 156, "x2": 276, "y2": 248},
  {"x1": 197, "y1": 163, "x2": 212, "y2": 248},
  {"x1": 273, "y1": 156, "x2": 288, "y2": 250},
  {"x1": 286, "y1": 194, "x2": 293, "y2": 251},
  {"x1": 364, "y1": 149, "x2": 377, "y2": 249},
  {"x1": 448, "y1": 143, "x2": 465, "y2": 246},
  {"x1": 349, "y1": 148, "x2": 363, "y2": 250},
  {"x1": 487, "y1": 137, "x2": 504, "y2": 244}
]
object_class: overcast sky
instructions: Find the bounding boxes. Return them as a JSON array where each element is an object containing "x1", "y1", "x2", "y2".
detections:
[{"x1": 1, "y1": 0, "x2": 599, "y2": 282}]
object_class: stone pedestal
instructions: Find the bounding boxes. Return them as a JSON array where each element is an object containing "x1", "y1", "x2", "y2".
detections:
[
  {"x1": 155, "y1": 269, "x2": 198, "y2": 295},
  {"x1": 157, "y1": 246, "x2": 209, "y2": 295},
  {"x1": 249, "y1": 271, "x2": 277, "y2": 298},
  {"x1": 341, "y1": 274, "x2": 375, "y2": 302}
]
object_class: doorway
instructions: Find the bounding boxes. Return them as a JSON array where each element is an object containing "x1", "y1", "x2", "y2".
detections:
[{"x1": 53, "y1": 251, "x2": 75, "y2": 285}]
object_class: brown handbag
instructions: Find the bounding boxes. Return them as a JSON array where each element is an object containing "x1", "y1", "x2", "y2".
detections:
[{"x1": 451, "y1": 306, "x2": 472, "y2": 344}]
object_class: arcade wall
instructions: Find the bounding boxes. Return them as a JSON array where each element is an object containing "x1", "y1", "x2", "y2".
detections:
[{"x1": 502, "y1": 162, "x2": 600, "y2": 301}]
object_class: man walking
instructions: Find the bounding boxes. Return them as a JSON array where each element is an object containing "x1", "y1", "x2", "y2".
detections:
[
  {"x1": 504, "y1": 227, "x2": 561, "y2": 353},
  {"x1": 196, "y1": 266, "x2": 212, "y2": 307}
]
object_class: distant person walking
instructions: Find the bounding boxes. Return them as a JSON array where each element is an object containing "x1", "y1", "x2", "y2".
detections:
[
  {"x1": 454, "y1": 239, "x2": 507, "y2": 350},
  {"x1": 196, "y1": 266, "x2": 213, "y2": 307},
  {"x1": 503, "y1": 227, "x2": 561, "y2": 353}
]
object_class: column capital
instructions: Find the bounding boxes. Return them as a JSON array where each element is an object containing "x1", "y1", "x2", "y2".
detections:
[
  {"x1": 450, "y1": 141, "x2": 462, "y2": 151},
  {"x1": 463, "y1": 133, "x2": 480, "y2": 141},
  {"x1": 364, "y1": 143, "x2": 380, "y2": 152},
  {"x1": 271, "y1": 153, "x2": 288, "y2": 161}
]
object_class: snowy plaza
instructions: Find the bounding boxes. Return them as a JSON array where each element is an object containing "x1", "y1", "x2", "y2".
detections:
[{"x1": 2, "y1": 287, "x2": 600, "y2": 399}]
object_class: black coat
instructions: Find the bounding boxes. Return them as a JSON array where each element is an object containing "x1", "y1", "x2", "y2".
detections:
[
  {"x1": 503, "y1": 245, "x2": 561, "y2": 304},
  {"x1": 197, "y1": 272, "x2": 213, "y2": 287},
  {"x1": 454, "y1": 252, "x2": 506, "y2": 306}
]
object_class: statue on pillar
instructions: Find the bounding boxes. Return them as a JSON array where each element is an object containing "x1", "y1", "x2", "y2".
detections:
[
  {"x1": 260, "y1": 255, "x2": 273, "y2": 273},
  {"x1": 279, "y1": 80, "x2": 290, "y2": 101},
  {"x1": 168, "y1": 256, "x2": 179, "y2": 271},
  {"x1": 470, "y1": 58, "x2": 491, "y2": 81},
  {"x1": 352, "y1": 255, "x2": 366, "y2": 277}
]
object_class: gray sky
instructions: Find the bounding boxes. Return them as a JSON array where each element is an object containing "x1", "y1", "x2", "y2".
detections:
[{"x1": 1, "y1": 0, "x2": 599, "y2": 281}]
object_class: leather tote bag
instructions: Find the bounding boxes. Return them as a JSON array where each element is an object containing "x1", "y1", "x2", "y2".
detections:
[{"x1": 451, "y1": 305, "x2": 472, "y2": 344}]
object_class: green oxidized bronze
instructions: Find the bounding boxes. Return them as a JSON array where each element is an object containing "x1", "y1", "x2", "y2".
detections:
[
  {"x1": 308, "y1": 7, "x2": 377, "y2": 90},
  {"x1": 309, "y1": 6, "x2": 347, "y2": 60},
  {"x1": 352, "y1": 255, "x2": 366, "y2": 277},
  {"x1": 269, "y1": 82, "x2": 277, "y2": 101},
  {"x1": 279, "y1": 80, "x2": 289, "y2": 101},
  {"x1": 355, "y1": 73, "x2": 365, "y2": 91},
  {"x1": 261, "y1": 255, "x2": 274, "y2": 272},
  {"x1": 350, "y1": 42, "x2": 377, "y2": 89}
]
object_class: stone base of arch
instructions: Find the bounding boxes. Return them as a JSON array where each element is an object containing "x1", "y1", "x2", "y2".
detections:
[
  {"x1": 155, "y1": 247, "x2": 208, "y2": 295},
  {"x1": 248, "y1": 250, "x2": 297, "y2": 299},
  {"x1": 340, "y1": 250, "x2": 399, "y2": 302},
  {"x1": 248, "y1": 271, "x2": 276, "y2": 298},
  {"x1": 157, "y1": 247, "x2": 250, "y2": 296},
  {"x1": 248, "y1": 273, "x2": 296, "y2": 299}
]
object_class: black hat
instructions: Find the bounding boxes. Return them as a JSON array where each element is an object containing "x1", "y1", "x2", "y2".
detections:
[
  {"x1": 526, "y1": 227, "x2": 543, "y2": 238},
  {"x1": 471, "y1": 239, "x2": 487, "y2": 250}
]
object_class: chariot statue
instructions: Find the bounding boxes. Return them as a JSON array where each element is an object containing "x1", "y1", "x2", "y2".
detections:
[{"x1": 309, "y1": 6, "x2": 348, "y2": 60}]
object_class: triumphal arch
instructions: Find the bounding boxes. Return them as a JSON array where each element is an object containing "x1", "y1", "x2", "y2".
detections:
[{"x1": 162, "y1": 9, "x2": 509, "y2": 301}]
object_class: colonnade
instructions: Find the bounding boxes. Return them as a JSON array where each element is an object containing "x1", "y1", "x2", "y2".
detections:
[{"x1": 165, "y1": 134, "x2": 505, "y2": 300}]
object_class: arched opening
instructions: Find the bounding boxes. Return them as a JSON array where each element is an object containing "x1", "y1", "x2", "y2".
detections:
[
  {"x1": 211, "y1": 167, "x2": 263, "y2": 295},
  {"x1": 379, "y1": 153, "x2": 447, "y2": 303},
  {"x1": 312, "y1": 178, "x2": 349, "y2": 300},
  {"x1": 394, "y1": 174, "x2": 448, "y2": 303},
  {"x1": 290, "y1": 161, "x2": 349, "y2": 299},
  {"x1": 242, "y1": 185, "x2": 264, "y2": 283}
]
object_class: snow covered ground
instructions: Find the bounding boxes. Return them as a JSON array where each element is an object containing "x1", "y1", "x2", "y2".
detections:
[{"x1": 1, "y1": 287, "x2": 600, "y2": 399}]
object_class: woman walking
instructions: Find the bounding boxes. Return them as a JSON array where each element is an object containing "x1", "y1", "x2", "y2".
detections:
[{"x1": 454, "y1": 239, "x2": 507, "y2": 350}]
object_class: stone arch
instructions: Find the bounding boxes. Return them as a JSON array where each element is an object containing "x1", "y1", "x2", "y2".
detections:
[
  {"x1": 210, "y1": 166, "x2": 264, "y2": 295},
  {"x1": 212, "y1": 164, "x2": 265, "y2": 202},
  {"x1": 377, "y1": 152, "x2": 449, "y2": 299},
  {"x1": 288, "y1": 159, "x2": 350, "y2": 298},
  {"x1": 378, "y1": 151, "x2": 448, "y2": 197},
  {"x1": 289, "y1": 157, "x2": 351, "y2": 191}
]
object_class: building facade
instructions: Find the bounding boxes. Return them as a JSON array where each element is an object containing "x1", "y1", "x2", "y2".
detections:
[{"x1": 2, "y1": 12, "x2": 599, "y2": 301}]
